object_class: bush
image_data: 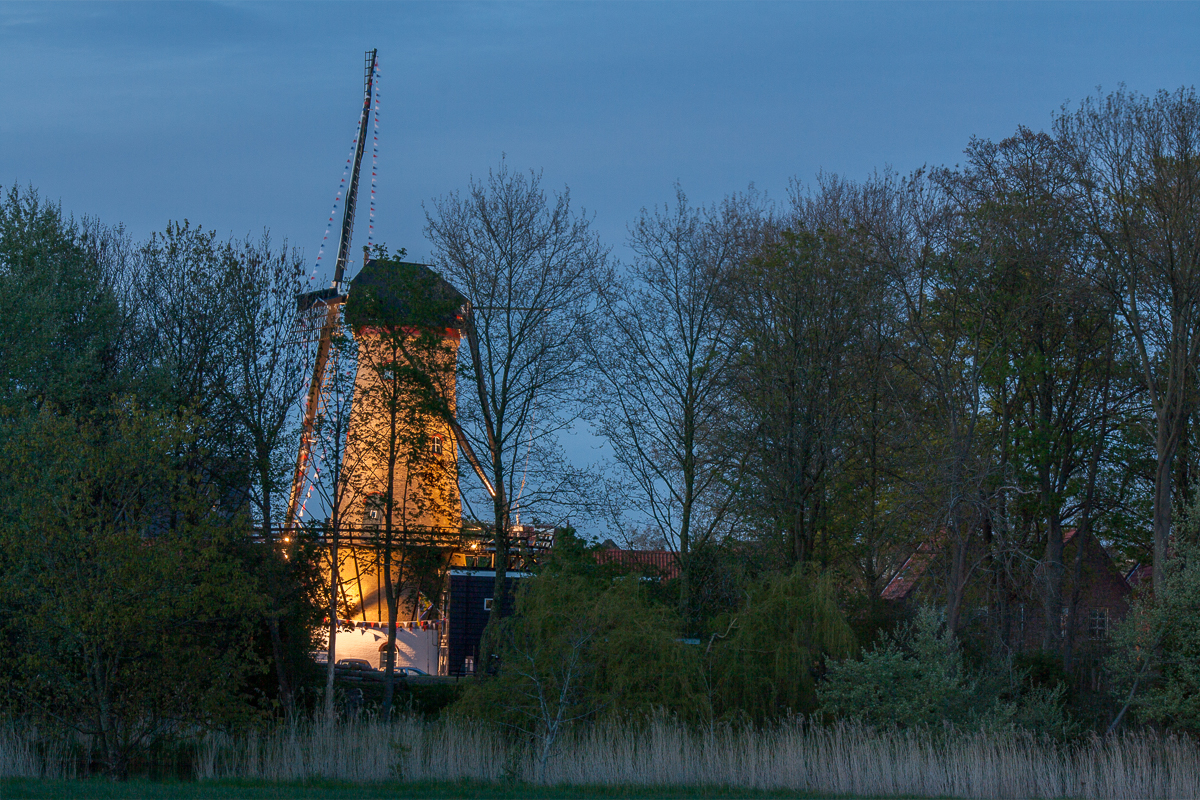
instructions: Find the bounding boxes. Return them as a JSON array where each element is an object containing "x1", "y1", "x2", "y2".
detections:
[
  {"x1": 452, "y1": 533, "x2": 706, "y2": 778},
  {"x1": 820, "y1": 606, "x2": 1078, "y2": 738},
  {"x1": 1108, "y1": 538, "x2": 1200, "y2": 734}
]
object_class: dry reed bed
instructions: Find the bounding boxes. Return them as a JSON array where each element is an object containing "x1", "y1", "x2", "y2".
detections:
[{"x1": 5, "y1": 716, "x2": 1200, "y2": 798}]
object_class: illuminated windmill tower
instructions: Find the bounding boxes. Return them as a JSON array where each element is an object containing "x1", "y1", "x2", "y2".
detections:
[{"x1": 339, "y1": 259, "x2": 465, "y2": 537}]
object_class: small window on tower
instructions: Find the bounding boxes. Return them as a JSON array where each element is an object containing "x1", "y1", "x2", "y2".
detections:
[
  {"x1": 432, "y1": 435, "x2": 443, "y2": 455},
  {"x1": 363, "y1": 495, "x2": 385, "y2": 528}
]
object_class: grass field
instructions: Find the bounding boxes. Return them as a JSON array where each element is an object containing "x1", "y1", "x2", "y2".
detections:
[
  {"x1": 7, "y1": 715, "x2": 1200, "y2": 798},
  {"x1": 0, "y1": 778, "x2": 829, "y2": 800}
]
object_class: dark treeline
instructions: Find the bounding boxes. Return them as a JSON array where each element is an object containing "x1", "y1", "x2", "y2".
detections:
[
  {"x1": 0, "y1": 197, "x2": 324, "y2": 776},
  {"x1": 5, "y1": 86, "x2": 1200, "y2": 779}
]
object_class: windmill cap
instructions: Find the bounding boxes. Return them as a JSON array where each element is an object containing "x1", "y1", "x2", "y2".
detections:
[{"x1": 345, "y1": 259, "x2": 465, "y2": 330}]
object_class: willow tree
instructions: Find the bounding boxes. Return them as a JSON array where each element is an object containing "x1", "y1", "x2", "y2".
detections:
[{"x1": 708, "y1": 568, "x2": 855, "y2": 722}]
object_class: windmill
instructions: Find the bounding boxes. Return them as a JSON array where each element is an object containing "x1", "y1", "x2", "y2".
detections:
[{"x1": 286, "y1": 49, "x2": 494, "y2": 534}]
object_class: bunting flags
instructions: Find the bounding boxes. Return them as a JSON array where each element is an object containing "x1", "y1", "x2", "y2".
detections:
[
  {"x1": 368, "y1": 59, "x2": 380, "y2": 248},
  {"x1": 323, "y1": 617, "x2": 443, "y2": 631},
  {"x1": 308, "y1": 135, "x2": 358, "y2": 286}
]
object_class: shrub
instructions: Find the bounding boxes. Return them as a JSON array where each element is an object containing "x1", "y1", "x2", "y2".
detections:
[{"x1": 820, "y1": 606, "x2": 1078, "y2": 738}]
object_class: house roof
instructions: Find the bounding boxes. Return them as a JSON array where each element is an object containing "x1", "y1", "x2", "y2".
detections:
[
  {"x1": 596, "y1": 548, "x2": 679, "y2": 579},
  {"x1": 881, "y1": 540, "x2": 937, "y2": 601},
  {"x1": 881, "y1": 528, "x2": 1131, "y2": 602}
]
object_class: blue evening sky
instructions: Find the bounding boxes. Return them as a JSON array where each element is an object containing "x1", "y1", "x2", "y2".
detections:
[
  {"x1": 4, "y1": 1, "x2": 1198, "y2": 273},
  {"x1": 3, "y1": 1, "x2": 1198, "y2": 532}
]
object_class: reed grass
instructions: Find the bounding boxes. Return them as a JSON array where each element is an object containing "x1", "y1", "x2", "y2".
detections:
[{"x1": 5, "y1": 714, "x2": 1200, "y2": 798}]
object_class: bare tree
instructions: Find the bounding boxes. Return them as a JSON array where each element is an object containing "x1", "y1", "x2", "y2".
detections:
[
  {"x1": 588, "y1": 188, "x2": 766, "y2": 618},
  {"x1": 222, "y1": 232, "x2": 308, "y2": 536},
  {"x1": 425, "y1": 162, "x2": 607, "y2": 657},
  {"x1": 1057, "y1": 87, "x2": 1200, "y2": 598},
  {"x1": 303, "y1": 314, "x2": 363, "y2": 720},
  {"x1": 220, "y1": 232, "x2": 310, "y2": 711}
]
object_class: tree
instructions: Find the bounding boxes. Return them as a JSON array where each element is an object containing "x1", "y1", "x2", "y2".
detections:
[
  {"x1": 220, "y1": 232, "x2": 309, "y2": 711},
  {"x1": 221, "y1": 232, "x2": 308, "y2": 535},
  {"x1": 0, "y1": 185, "x2": 125, "y2": 416},
  {"x1": 452, "y1": 533, "x2": 702, "y2": 778},
  {"x1": 0, "y1": 403, "x2": 264, "y2": 778},
  {"x1": 425, "y1": 162, "x2": 608, "y2": 655},
  {"x1": 727, "y1": 196, "x2": 876, "y2": 569},
  {"x1": 708, "y1": 567, "x2": 855, "y2": 722},
  {"x1": 304, "y1": 310, "x2": 363, "y2": 719},
  {"x1": 881, "y1": 169, "x2": 1005, "y2": 633},
  {"x1": 588, "y1": 188, "x2": 765, "y2": 621},
  {"x1": 946, "y1": 129, "x2": 1117, "y2": 659},
  {"x1": 1108, "y1": 538, "x2": 1200, "y2": 734},
  {"x1": 1057, "y1": 87, "x2": 1200, "y2": 598}
]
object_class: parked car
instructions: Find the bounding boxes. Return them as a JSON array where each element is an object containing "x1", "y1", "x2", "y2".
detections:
[
  {"x1": 335, "y1": 658, "x2": 375, "y2": 673},
  {"x1": 396, "y1": 666, "x2": 429, "y2": 678}
]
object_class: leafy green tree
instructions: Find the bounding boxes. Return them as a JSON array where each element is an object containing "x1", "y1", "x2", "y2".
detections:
[
  {"x1": 0, "y1": 185, "x2": 124, "y2": 416},
  {"x1": 944, "y1": 129, "x2": 1119, "y2": 661},
  {"x1": 727, "y1": 224, "x2": 869, "y2": 569},
  {"x1": 453, "y1": 533, "x2": 703, "y2": 778},
  {"x1": 0, "y1": 403, "x2": 265, "y2": 778},
  {"x1": 707, "y1": 567, "x2": 855, "y2": 722}
]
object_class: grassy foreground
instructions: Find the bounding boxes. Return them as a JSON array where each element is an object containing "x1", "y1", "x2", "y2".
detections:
[
  {"x1": 8, "y1": 715, "x2": 1200, "y2": 798},
  {"x1": 1, "y1": 778, "x2": 830, "y2": 800}
]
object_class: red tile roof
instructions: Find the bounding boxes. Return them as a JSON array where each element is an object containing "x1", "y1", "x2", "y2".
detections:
[
  {"x1": 596, "y1": 548, "x2": 679, "y2": 579},
  {"x1": 881, "y1": 541, "x2": 937, "y2": 601}
]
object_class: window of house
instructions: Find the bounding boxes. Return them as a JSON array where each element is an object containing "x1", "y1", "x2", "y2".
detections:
[
  {"x1": 1088, "y1": 608, "x2": 1110, "y2": 640},
  {"x1": 432, "y1": 435, "x2": 443, "y2": 455},
  {"x1": 379, "y1": 643, "x2": 399, "y2": 670}
]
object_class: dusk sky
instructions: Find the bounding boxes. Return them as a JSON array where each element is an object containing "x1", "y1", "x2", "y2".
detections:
[{"x1": 4, "y1": 1, "x2": 1200, "y2": 278}]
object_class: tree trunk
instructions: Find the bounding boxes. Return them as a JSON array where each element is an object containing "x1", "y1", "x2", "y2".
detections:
[
  {"x1": 1152, "y1": 415, "x2": 1178, "y2": 599},
  {"x1": 324, "y1": 520, "x2": 339, "y2": 721},
  {"x1": 1043, "y1": 507, "x2": 1065, "y2": 653},
  {"x1": 266, "y1": 616, "x2": 292, "y2": 713},
  {"x1": 482, "y1": 490, "x2": 510, "y2": 678}
]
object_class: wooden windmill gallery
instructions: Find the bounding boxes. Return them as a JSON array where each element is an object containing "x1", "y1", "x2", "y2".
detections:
[{"x1": 282, "y1": 50, "x2": 552, "y2": 680}]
